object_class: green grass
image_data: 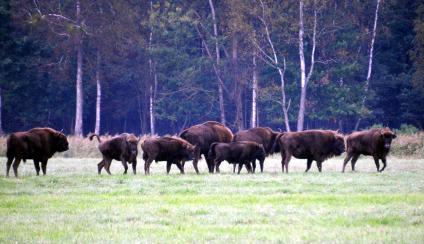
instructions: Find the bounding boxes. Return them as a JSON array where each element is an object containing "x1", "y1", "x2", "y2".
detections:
[{"x1": 0, "y1": 156, "x2": 423, "y2": 243}]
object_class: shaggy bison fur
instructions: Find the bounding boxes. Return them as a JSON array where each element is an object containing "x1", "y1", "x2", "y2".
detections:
[
  {"x1": 89, "y1": 133, "x2": 139, "y2": 175},
  {"x1": 274, "y1": 130, "x2": 345, "y2": 173},
  {"x1": 141, "y1": 136, "x2": 195, "y2": 174},
  {"x1": 342, "y1": 128, "x2": 396, "y2": 172},
  {"x1": 6, "y1": 127, "x2": 69, "y2": 177},
  {"x1": 208, "y1": 141, "x2": 266, "y2": 174},
  {"x1": 233, "y1": 127, "x2": 280, "y2": 172},
  {"x1": 179, "y1": 121, "x2": 233, "y2": 173}
]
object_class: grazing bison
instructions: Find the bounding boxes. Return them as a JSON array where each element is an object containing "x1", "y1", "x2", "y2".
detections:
[
  {"x1": 274, "y1": 130, "x2": 345, "y2": 173},
  {"x1": 6, "y1": 127, "x2": 69, "y2": 177},
  {"x1": 141, "y1": 136, "x2": 195, "y2": 174},
  {"x1": 233, "y1": 127, "x2": 280, "y2": 172},
  {"x1": 89, "y1": 133, "x2": 139, "y2": 175},
  {"x1": 179, "y1": 121, "x2": 233, "y2": 173},
  {"x1": 208, "y1": 141, "x2": 266, "y2": 174},
  {"x1": 342, "y1": 128, "x2": 396, "y2": 173}
]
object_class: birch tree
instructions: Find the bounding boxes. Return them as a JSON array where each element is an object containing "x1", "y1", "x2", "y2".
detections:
[
  {"x1": 251, "y1": 51, "x2": 258, "y2": 128},
  {"x1": 355, "y1": 0, "x2": 382, "y2": 130},
  {"x1": 149, "y1": 0, "x2": 156, "y2": 135},
  {"x1": 94, "y1": 50, "x2": 101, "y2": 135},
  {"x1": 254, "y1": 0, "x2": 291, "y2": 131},
  {"x1": 297, "y1": 0, "x2": 317, "y2": 131}
]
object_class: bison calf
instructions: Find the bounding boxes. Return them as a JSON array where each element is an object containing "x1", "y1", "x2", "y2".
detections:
[
  {"x1": 342, "y1": 128, "x2": 396, "y2": 173},
  {"x1": 274, "y1": 130, "x2": 345, "y2": 173},
  {"x1": 208, "y1": 141, "x2": 266, "y2": 174},
  {"x1": 89, "y1": 133, "x2": 139, "y2": 175},
  {"x1": 6, "y1": 127, "x2": 69, "y2": 177},
  {"x1": 141, "y1": 136, "x2": 195, "y2": 174}
]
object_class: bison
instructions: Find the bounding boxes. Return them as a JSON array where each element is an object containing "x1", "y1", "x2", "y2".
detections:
[
  {"x1": 208, "y1": 141, "x2": 266, "y2": 174},
  {"x1": 274, "y1": 130, "x2": 345, "y2": 173},
  {"x1": 6, "y1": 127, "x2": 69, "y2": 177},
  {"x1": 342, "y1": 128, "x2": 396, "y2": 173},
  {"x1": 179, "y1": 121, "x2": 233, "y2": 173},
  {"x1": 233, "y1": 127, "x2": 280, "y2": 172},
  {"x1": 141, "y1": 136, "x2": 196, "y2": 174},
  {"x1": 89, "y1": 133, "x2": 140, "y2": 175}
]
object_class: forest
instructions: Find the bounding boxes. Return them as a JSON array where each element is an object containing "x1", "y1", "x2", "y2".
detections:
[{"x1": 0, "y1": 0, "x2": 423, "y2": 136}]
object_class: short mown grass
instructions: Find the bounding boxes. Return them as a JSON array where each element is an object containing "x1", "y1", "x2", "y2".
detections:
[{"x1": 0, "y1": 156, "x2": 423, "y2": 243}]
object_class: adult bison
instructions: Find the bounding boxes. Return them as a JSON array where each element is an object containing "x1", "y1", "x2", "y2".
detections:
[
  {"x1": 233, "y1": 127, "x2": 280, "y2": 172},
  {"x1": 274, "y1": 130, "x2": 345, "y2": 173},
  {"x1": 141, "y1": 136, "x2": 195, "y2": 174},
  {"x1": 179, "y1": 121, "x2": 233, "y2": 173},
  {"x1": 208, "y1": 141, "x2": 266, "y2": 174},
  {"x1": 89, "y1": 133, "x2": 140, "y2": 175},
  {"x1": 6, "y1": 127, "x2": 69, "y2": 177},
  {"x1": 342, "y1": 128, "x2": 396, "y2": 173}
]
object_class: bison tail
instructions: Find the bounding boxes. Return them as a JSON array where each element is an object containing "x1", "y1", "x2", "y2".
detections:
[
  {"x1": 271, "y1": 133, "x2": 285, "y2": 154},
  {"x1": 88, "y1": 133, "x2": 102, "y2": 143},
  {"x1": 208, "y1": 142, "x2": 219, "y2": 161}
]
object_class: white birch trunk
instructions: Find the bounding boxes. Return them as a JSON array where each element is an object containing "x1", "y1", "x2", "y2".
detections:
[
  {"x1": 355, "y1": 0, "x2": 381, "y2": 130},
  {"x1": 296, "y1": 0, "x2": 316, "y2": 131},
  {"x1": 149, "y1": 0, "x2": 156, "y2": 135},
  {"x1": 208, "y1": 0, "x2": 226, "y2": 125},
  {"x1": 251, "y1": 53, "x2": 258, "y2": 128},
  {"x1": 94, "y1": 50, "x2": 101, "y2": 135},
  {"x1": 74, "y1": 0, "x2": 83, "y2": 136}
]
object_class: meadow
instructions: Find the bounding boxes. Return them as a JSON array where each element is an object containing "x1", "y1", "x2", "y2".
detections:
[{"x1": 0, "y1": 154, "x2": 423, "y2": 243}]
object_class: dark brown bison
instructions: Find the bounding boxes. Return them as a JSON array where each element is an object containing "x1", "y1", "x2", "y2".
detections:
[
  {"x1": 233, "y1": 127, "x2": 280, "y2": 172},
  {"x1": 179, "y1": 121, "x2": 233, "y2": 173},
  {"x1": 342, "y1": 128, "x2": 396, "y2": 173},
  {"x1": 6, "y1": 127, "x2": 69, "y2": 177},
  {"x1": 89, "y1": 133, "x2": 140, "y2": 175},
  {"x1": 208, "y1": 141, "x2": 266, "y2": 174},
  {"x1": 141, "y1": 136, "x2": 196, "y2": 174},
  {"x1": 274, "y1": 130, "x2": 345, "y2": 173}
]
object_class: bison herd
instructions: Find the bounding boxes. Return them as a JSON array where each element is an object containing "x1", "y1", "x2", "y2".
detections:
[{"x1": 5, "y1": 121, "x2": 398, "y2": 177}]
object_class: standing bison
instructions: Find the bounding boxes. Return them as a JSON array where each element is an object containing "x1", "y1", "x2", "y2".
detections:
[
  {"x1": 274, "y1": 130, "x2": 345, "y2": 173},
  {"x1": 141, "y1": 136, "x2": 195, "y2": 174},
  {"x1": 342, "y1": 128, "x2": 396, "y2": 173},
  {"x1": 233, "y1": 127, "x2": 280, "y2": 172},
  {"x1": 89, "y1": 133, "x2": 140, "y2": 175},
  {"x1": 208, "y1": 141, "x2": 266, "y2": 174},
  {"x1": 6, "y1": 127, "x2": 69, "y2": 177},
  {"x1": 179, "y1": 121, "x2": 233, "y2": 173}
]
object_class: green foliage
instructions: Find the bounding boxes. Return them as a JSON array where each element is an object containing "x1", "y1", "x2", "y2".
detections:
[{"x1": 396, "y1": 124, "x2": 419, "y2": 135}]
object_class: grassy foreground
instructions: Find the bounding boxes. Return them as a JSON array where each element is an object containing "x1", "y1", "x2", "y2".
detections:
[{"x1": 0, "y1": 156, "x2": 423, "y2": 243}]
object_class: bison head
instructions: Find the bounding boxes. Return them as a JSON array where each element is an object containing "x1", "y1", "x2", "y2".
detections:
[
  {"x1": 332, "y1": 133, "x2": 345, "y2": 156},
  {"x1": 126, "y1": 134, "x2": 139, "y2": 160},
  {"x1": 183, "y1": 142, "x2": 196, "y2": 160},
  {"x1": 380, "y1": 128, "x2": 396, "y2": 150},
  {"x1": 55, "y1": 131, "x2": 69, "y2": 152}
]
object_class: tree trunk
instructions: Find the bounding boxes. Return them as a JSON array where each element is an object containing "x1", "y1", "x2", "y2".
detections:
[
  {"x1": 208, "y1": 0, "x2": 226, "y2": 125},
  {"x1": 149, "y1": 0, "x2": 156, "y2": 135},
  {"x1": 94, "y1": 50, "x2": 101, "y2": 135},
  {"x1": 279, "y1": 59, "x2": 291, "y2": 132},
  {"x1": 0, "y1": 87, "x2": 3, "y2": 135},
  {"x1": 296, "y1": 0, "x2": 316, "y2": 131},
  {"x1": 232, "y1": 36, "x2": 244, "y2": 131},
  {"x1": 355, "y1": 0, "x2": 381, "y2": 130},
  {"x1": 74, "y1": 0, "x2": 83, "y2": 136},
  {"x1": 251, "y1": 52, "x2": 258, "y2": 128}
]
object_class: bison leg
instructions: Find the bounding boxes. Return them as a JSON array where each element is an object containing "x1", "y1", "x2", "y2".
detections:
[
  {"x1": 41, "y1": 160, "x2": 48, "y2": 175},
  {"x1": 379, "y1": 157, "x2": 387, "y2": 172},
  {"x1": 12, "y1": 157, "x2": 22, "y2": 177},
  {"x1": 251, "y1": 160, "x2": 256, "y2": 173},
  {"x1": 144, "y1": 158, "x2": 154, "y2": 175},
  {"x1": 166, "y1": 161, "x2": 172, "y2": 174},
  {"x1": 6, "y1": 157, "x2": 13, "y2": 177},
  {"x1": 283, "y1": 154, "x2": 291, "y2": 173},
  {"x1": 316, "y1": 161, "x2": 322, "y2": 173},
  {"x1": 350, "y1": 154, "x2": 360, "y2": 172},
  {"x1": 120, "y1": 158, "x2": 128, "y2": 175},
  {"x1": 305, "y1": 158, "x2": 313, "y2": 173},
  {"x1": 104, "y1": 159, "x2": 112, "y2": 175},
  {"x1": 33, "y1": 160, "x2": 41, "y2": 176},
  {"x1": 175, "y1": 161, "x2": 185, "y2": 174},
  {"x1": 245, "y1": 161, "x2": 253, "y2": 174},
  {"x1": 233, "y1": 164, "x2": 236, "y2": 173},
  {"x1": 98, "y1": 159, "x2": 105, "y2": 175},
  {"x1": 214, "y1": 159, "x2": 222, "y2": 173},
  {"x1": 131, "y1": 160, "x2": 137, "y2": 175},
  {"x1": 342, "y1": 153, "x2": 353, "y2": 173},
  {"x1": 373, "y1": 156, "x2": 380, "y2": 172},
  {"x1": 205, "y1": 155, "x2": 215, "y2": 174},
  {"x1": 237, "y1": 163, "x2": 243, "y2": 174},
  {"x1": 259, "y1": 159, "x2": 264, "y2": 173}
]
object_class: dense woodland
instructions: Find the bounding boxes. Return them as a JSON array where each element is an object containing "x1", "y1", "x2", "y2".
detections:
[{"x1": 0, "y1": 0, "x2": 423, "y2": 135}]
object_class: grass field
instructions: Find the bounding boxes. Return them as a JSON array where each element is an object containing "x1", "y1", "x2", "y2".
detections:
[{"x1": 0, "y1": 155, "x2": 423, "y2": 243}]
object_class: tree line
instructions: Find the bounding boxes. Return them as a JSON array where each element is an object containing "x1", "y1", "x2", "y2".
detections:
[{"x1": 0, "y1": 0, "x2": 423, "y2": 136}]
